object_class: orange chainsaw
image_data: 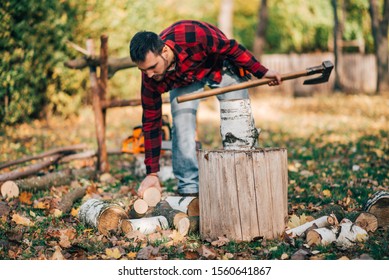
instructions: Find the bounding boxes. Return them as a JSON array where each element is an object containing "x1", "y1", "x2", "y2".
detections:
[{"x1": 121, "y1": 115, "x2": 172, "y2": 154}]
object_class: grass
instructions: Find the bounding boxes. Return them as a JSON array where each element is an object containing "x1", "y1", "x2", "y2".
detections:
[{"x1": 0, "y1": 92, "x2": 388, "y2": 260}]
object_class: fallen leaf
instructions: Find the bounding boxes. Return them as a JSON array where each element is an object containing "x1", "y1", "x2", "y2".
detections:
[
  {"x1": 70, "y1": 208, "x2": 79, "y2": 217},
  {"x1": 198, "y1": 245, "x2": 217, "y2": 259},
  {"x1": 322, "y1": 189, "x2": 331, "y2": 197},
  {"x1": 19, "y1": 192, "x2": 33, "y2": 205},
  {"x1": 136, "y1": 245, "x2": 155, "y2": 260},
  {"x1": 105, "y1": 247, "x2": 123, "y2": 259},
  {"x1": 52, "y1": 209, "x2": 63, "y2": 218},
  {"x1": 281, "y1": 253, "x2": 289, "y2": 260},
  {"x1": 211, "y1": 236, "x2": 229, "y2": 247},
  {"x1": 51, "y1": 246, "x2": 65, "y2": 260},
  {"x1": 127, "y1": 252, "x2": 137, "y2": 259},
  {"x1": 12, "y1": 213, "x2": 34, "y2": 227},
  {"x1": 168, "y1": 230, "x2": 185, "y2": 244}
]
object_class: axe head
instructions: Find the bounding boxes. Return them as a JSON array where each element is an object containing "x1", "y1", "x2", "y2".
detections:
[{"x1": 303, "y1": 60, "x2": 334, "y2": 85}]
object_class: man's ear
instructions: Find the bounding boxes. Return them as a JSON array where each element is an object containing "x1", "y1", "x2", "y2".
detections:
[{"x1": 162, "y1": 45, "x2": 169, "y2": 59}]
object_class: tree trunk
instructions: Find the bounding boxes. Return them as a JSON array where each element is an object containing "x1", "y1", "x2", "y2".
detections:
[
  {"x1": 198, "y1": 148, "x2": 288, "y2": 241},
  {"x1": 253, "y1": 0, "x2": 268, "y2": 59},
  {"x1": 218, "y1": 0, "x2": 234, "y2": 38},
  {"x1": 331, "y1": 0, "x2": 345, "y2": 91},
  {"x1": 369, "y1": 0, "x2": 389, "y2": 93}
]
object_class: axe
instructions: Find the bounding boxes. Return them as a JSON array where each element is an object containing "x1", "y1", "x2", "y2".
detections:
[{"x1": 177, "y1": 60, "x2": 334, "y2": 103}]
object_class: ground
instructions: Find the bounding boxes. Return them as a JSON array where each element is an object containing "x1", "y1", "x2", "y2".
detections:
[{"x1": 0, "y1": 92, "x2": 388, "y2": 260}]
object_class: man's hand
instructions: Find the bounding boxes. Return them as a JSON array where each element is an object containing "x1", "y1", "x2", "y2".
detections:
[
  {"x1": 264, "y1": 69, "x2": 282, "y2": 86},
  {"x1": 137, "y1": 173, "x2": 162, "y2": 198}
]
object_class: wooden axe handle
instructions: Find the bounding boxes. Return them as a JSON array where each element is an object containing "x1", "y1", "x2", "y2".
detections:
[{"x1": 177, "y1": 70, "x2": 307, "y2": 103}]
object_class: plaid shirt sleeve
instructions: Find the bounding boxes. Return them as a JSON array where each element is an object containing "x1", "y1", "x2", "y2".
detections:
[{"x1": 141, "y1": 75, "x2": 164, "y2": 174}]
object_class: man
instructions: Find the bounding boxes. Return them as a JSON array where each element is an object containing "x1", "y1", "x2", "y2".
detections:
[{"x1": 129, "y1": 20, "x2": 281, "y2": 198}]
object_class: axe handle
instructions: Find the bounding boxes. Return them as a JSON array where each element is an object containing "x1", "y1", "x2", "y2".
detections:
[{"x1": 177, "y1": 69, "x2": 307, "y2": 103}]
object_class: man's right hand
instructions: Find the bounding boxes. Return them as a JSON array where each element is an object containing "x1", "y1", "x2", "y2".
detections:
[{"x1": 137, "y1": 173, "x2": 162, "y2": 198}]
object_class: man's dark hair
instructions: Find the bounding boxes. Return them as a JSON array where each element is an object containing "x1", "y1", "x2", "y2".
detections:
[{"x1": 129, "y1": 31, "x2": 165, "y2": 62}]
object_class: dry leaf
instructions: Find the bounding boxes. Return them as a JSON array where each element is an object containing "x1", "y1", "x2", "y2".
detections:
[
  {"x1": 211, "y1": 236, "x2": 230, "y2": 247},
  {"x1": 322, "y1": 189, "x2": 331, "y2": 197},
  {"x1": 19, "y1": 192, "x2": 33, "y2": 205},
  {"x1": 70, "y1": 208, "x2": 79, "y2": 217},
  {"x1": 168, "y1": 230, "x2": 185, "y2": 244},
  {"x1": 52, "y1": 209, "x2": 63, "y2": 218},
  {"x1": 51, "y1": 246, "x2": 65, "y2": 260},
  {"x1": 287, "y1": 213, "x2": 314, "y2": 229},
  {"x1": 105, "y1": 247, "x2": 122, "y2": 259},
  {"x1": 127, "y1": 252, "x2": 137, "y2": 259},
  {"x1": 12, "y1": 213, "x2": 34, "y2": 227},
  {"x1": 198, "y1": 245, "x2": 217, "y2": 259}
]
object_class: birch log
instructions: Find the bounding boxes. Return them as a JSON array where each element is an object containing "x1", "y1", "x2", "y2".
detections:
[
  {"x1": 355, "y1": 212, "x2": 378, "y2": 233},
  {"x1": 198, "y1": 148, "x2": 288, "y2": 241},
  {"x1": 164, "y1": 196, "x2": 199, "y2": 216},
  {"x1": 286, "y1": 214, "x2": 338, "y2": 238},
  {"x1": 306, "y1": 227, "x2": 338, "y2": 246},
  {"x1": 364, "y1": 191, "x2": 389, "y2": 228},
  {"x1": 151, "y1": 200, "x2": 191, "y2": 236},
  {"x1": 78, "y1": 199, "x2": 128, "y2": 235},
  {"x1": 335, "y1": 219, "x2": 368, "y2": 249},
  {"x1": 121, "y1": 216, "x2": 169, "y2": 235},
  {"x1": 130, "y1": 199, "x2": 149, "y2": 218},
  {"x1": 143, "y1": 187, "x2": 161, "y2": 207}
]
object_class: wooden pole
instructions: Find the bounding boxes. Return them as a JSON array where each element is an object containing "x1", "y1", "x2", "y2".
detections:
[{"x1": 87, "y1": 38, "x2": 109, "y2": 173}]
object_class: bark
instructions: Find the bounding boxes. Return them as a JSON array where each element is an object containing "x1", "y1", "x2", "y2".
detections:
[
  {"x1": 57, "y1": 186, "x2": 87, "y2": 213},
  {"x1": 1, "y1": 168, "x2": 95, "y2": 192},
  {"x1": 0, "y1": 144, "x2": 87, "y2": 170},
  {"x1": 335, "y1": 219, "x2": 368, "y2": 249},
  {"x1": 121, "y1": 216, "x2": 169, "y2": 235},
  {"x1": 130, "y1": 198, "x2": 149, "y2": 218},
  {"x1": 165, "y1": 196, "x2": 199, "y2": 216},
  {"x1": 0, "y1": 155, "x2": 62, "y2": 183},
  {"x1": 150, "y1": 200, "x2": 190, "y2": 236},
  {"x1": 331, "y1": 0, "x2": 345, "y2": 91},
  {"x1": 306, "y1": 227, "x2": 338, "y2": 246},
  {"x1": 369, "y1": 0, "x2": 389, "y2": 93},
  {"x1": 253, "y1": 0, "x2": 268, "y2": 59}
]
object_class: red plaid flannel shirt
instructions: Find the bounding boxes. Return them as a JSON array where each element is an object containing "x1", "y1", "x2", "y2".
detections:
[{"x1": 141, "y1": 20, "x2": 269, "y2": 174}]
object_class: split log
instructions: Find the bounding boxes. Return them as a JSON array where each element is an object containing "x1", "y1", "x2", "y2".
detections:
[
  {"x1": 57, "y1": 186, "x2": 87, "y2": 213},
  {"x1": 129, "y1": 199, "x2": 149, "y2": 218},
  {"x1": 0, "y1": 168, "x2": 96, "y2": 192},
  {"x1": 121, "y1": 216, "x2": 169, "y2": 235},
  {"x1": 286, "y1": 214, "x2": 338, "y2": 238},
  {"x1": 355, "y1": 212, "x2": 378, "y2": 233},
  {"x1": 335, "y1": 219, "x2": 368, "y2": 249},
  {"x1": 0, "y1": 181, "x2": 19, "y2": 199},
  {"x1": 198, "y1": 148, "x2": 288, "y2": 241},
  {"x1": 150, "y1": 200, "x2": 191, "y2": 236},
  {"x1": 0, "y1": 144, "x2": 87, "y2": 170},
  {"x1": 306, "y1": 227, "x2": 338, "y2": 246},
  {"x1": 364, "y1": 191, "x2": 389, "y2": 228},
  {"x1": 165, "y1": 196, "x2": 199, "y2": 216},
  {"x1": 78, "y1": 199, "x2": 128, "y2": 235},
  {"x1": 188, "y1": 216, "x2": 200, "y2": 233},
  {"x1": 0, "y1": 155, "x2": 62, "y2": 182},
  {"x1": 143, "y1": 187, "x2": 161, "y2": 207}
]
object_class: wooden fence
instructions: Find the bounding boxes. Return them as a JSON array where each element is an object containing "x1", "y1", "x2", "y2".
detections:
[{"x1": 258, "y1": 53, "x2": 376, "y2": 95}]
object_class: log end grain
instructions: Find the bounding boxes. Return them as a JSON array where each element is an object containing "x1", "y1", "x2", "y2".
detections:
[
  {"x1": 98, "y1": 206, "x2": 128, "y2": 235},
  {"x1": 143, "y1": 187, "x2": 161, "y2": 207},
  {"x1": 355, "y1": 212, "x2": 378, "y2": 233},
  {"x1": 187, "y1": 197, "x2": 199, "y2": 217},
  {"x1": 1, "y1": 181, "x2": 20, "y2": 199}
]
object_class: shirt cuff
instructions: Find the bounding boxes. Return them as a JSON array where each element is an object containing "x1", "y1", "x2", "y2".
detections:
[{"x1": 146, "y1": 163, "x2": 160, "y2": 174}]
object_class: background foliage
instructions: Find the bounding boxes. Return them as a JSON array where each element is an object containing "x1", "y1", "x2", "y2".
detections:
[{"x1": 0, "y1": 0, "x2": 378, "y2": 124}]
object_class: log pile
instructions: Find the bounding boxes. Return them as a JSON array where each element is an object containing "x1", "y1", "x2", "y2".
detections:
[
  {"x1": 78, "y1": 194, "x2": 200, "y2": 237},
  {"x1": 285, "y1": 211, "x2": 378, "y2": 249}
]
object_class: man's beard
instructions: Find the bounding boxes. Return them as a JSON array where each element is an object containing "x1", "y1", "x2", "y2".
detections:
[{"x1": 152, "y1": 55, "x2": 173, "y2": 81}]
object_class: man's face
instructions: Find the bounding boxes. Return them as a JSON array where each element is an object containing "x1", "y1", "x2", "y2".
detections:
[{"x1": 137, "y1": 50, "x2": 169, "y2": 82}]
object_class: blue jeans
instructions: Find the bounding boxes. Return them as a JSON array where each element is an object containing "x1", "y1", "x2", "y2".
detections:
[{"x1": 169, "y1": 72, "x2": 249, "y2": 195}]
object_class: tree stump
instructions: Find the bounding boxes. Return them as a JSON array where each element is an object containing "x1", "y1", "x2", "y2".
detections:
[{"x1": 197, "y1": 148, "x2": 288, "y2": 241}]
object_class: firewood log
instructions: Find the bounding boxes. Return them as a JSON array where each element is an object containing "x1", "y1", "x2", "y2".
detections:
[
  {"x1": 121, "y1": 216, "x2": 169, "y2": 235},
  {"x1": 78, "y1": 199, "x2": 128, "y2": 236},
  {"x1": 129, "y1": 199, "x2": 149, "y2": 218},
  {"x1": 57, "y1": 186, "x2": 87, "y2": 214},
  {"x1": 0, "y1": 181, "x2": 19, "y2": 199},
  {"x1": 164, "y1": 196, "x2": 199, "y2": 216},
  {"x1": 143, "y1": 187, "x2": 161, "y2": 207},
  {"x1": 355, "y1": 212, "x2": 378, "y2": 233},
  {"x1": 306, "y1": 227, "x2": 338, "y2": 246},
  {"x1": 150, "y1": 200, "x2": 191, "y2": 236},
  {"x1": 335, "y1": 219, "x2": 368, "y2": 249},
  {"x1": 286, "y1": 214, "x2": 338, "y2": 238},
  {"x1": 364, "y1": 191, "x2": 389, "y2": 228}
]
